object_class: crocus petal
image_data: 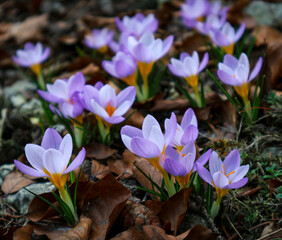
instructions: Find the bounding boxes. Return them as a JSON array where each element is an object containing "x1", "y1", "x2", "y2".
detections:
[
  {"x1": 113, "y1": 101, "x2": 132, "y2": 117},
  {"x1": 198, "y1": 52, "x2": 209, "y2": 72},
  {"x1": 181, "y1": 108, "x2": 197, "y2": 128},
  {"x1": 159, "y1": 35, "x2": 174, "y2": 59},
  {"x1": 196, "y1": 163, "x2": 213, "y2": 185},
  {"x1": 142, "y1": 115, "x2": 162, "y2": 140},
  {"x1": 132, "y1": 43, "x2": 151, "y2": 62},
  {"x1": 59, "y1": 134, "x2": 73, "y2": 162},
  {"x1": 131, "y1": 137, "x2": 161, "y2": 158},
  {"x1": 91, "y1": 100, "x2": 109, "y2": 119},
  {"x1": 68, "y1": 72, "x2": 86, "y2": 98},
  {"x1": 226, "y1": 177, "x2": 248, "y2": 189},
  {"x1": 228, "y1": 165, "x2": 249, "y2": 183},
  {"x1": 43, "y1": 149, "x2": 69, "y2": 174},
  {"x1": 164, "y1": 112, "x2": 177, "y2": 146},
  {"x1": 165, "y1": 145, "x2": 179, "y2": 160},
  {"x1": 37, "y1": 90, "x2": 61, "y2": 103},
  {"x1": 209, "y1": 151, "x2": 224, "y2": 175},
  {"x1": 14, "y1": 160, "x2": 48, "y2": 177},
  {"x1": 248, "y1": 57, "x2": 263, "y2": 82},
  {"x1": 115, "y1": 60, "x2": 135, "y2": 78},
  {"x1": 217, "y1": 69, "x2": 242, "y2": 86},
  {"x1": 235, "y1": 22, "x2": 246, "y2": 42},
  {"x1": 41, "y1": 128, "x2": 62, "y2": 150},
  {"x1": 149, "y1": 125, "x2": 165, "y2": 152},
  {"x1": 212, "y1": 171, "x2": 229, "y2": 189},
  {"x1": 194, "y1": 149, "x2": 212, "y2": 171},
  {"x1": 102, "y1": 61, "x2": 118, "y2": 78},
  {"x1": 63, "y1": 148, "x2": 86, "y2": 174},
  {"x1": 181, "y1": 142, "x2": 196, "y2": 160},
  {"x1": 25, "y1": 144, "x2": 45, "y2": 171},
  {"x1": 223, "y1": 149, "x2": 240, "y2": 174},
  {"x1": 168, "y1": 63, "x2": 187, "y2": 77},
  {"x1": 117, "y1": 86, "x2": 136, "y2": 106},
  {"x1": 180, "y1": 153, "x2": 195, "y2": 174},
  {"x1": 180, "y1": 125, "x2": 198, "y2": 145},
  {"x1": 163, "y1": 157, "x2": 187, "y2": 176},
  {"x1": 223, "y1": 54, "x2": 238, "y2": 71},
  {"x1": 121, "y1": 126, "x2": 143, "y2": 151}
]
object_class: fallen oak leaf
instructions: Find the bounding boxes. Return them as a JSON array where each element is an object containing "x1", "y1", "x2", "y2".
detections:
[
  {"x1": 1, "y1": 171, "x2": 35, "y2": 195},
  {"x1": 85, "y1": 142, "x2": 116, "y2": 160},
  {"x1": 13, "y1": 224, "x2": 34, "y2": 240},
  {"x1": 91, "y1": 160, "x2": 110, "y2": 179},
  {"x1": 80, "y1": 173, "x2": 131, "y2": 240}
]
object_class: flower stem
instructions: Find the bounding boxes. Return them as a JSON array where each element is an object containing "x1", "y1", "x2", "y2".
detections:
[
  {"x1": 74, "y1": 125, "x2": 84, "y2": 148},
  {"x1": 193, "y1": 87, "x2": 202, "y2": 107},
  {"x1": 59, "y1": 188, "x2": 78, "y2": 222},
  {"x1": 210, "y1": 196, "x2": 222, "y2": 219},
  {"x1": 37, "y1": 71, "x2": 46, "y2": 90},
  {"x1": 97, "y1": 118, "x2": 110, "y2": 145}
]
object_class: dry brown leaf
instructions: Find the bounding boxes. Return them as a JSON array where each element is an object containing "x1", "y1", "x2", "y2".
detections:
[
  {"x1": 80, "y1": 173, "x2": 131, "y2": 240},
  {"x1": 82, "y1": 15, "x2": 116, "y2": 28},
  {"x1": 228, "y1": 0, "x2": 252, "y2": 13},
  {"x1": 107, "y1": 159, "x2": 133, "y2": 178},
  {"x1": 146, "y1": 188, "x2": 193, "y2": 235},
  {"x1": 13, "y1": 224, "x2": 34, "y2": 240},
  {"x1": 1, "y1": 171, "x2": 35, "y2": 194},
  {"x1": 56, "y1": 215, "x2": 92, "y2": 240},
  {"x1": 133, "y1": 158, "x2": 163, "y2": 199},
  {"x1": 111, "y1": 224, "x2": 217, "y2": 240},
  {"x1": 227, "y1": 12, "x2": 257, "y2": 29},
  {"x1": 91, "y1": 160, "x2": 110, "y2": 179},
  {"x1": 85, "y1": 142, "x2": 116, "y2": 160},
  {"x1": 32, "y1": 222, "x2": 70, "y2": 239},
  {"x1": 253, "y1": 25, "x2": 282, "y2": 47},
  {"x1": 8, "y1": 14, "x2": 48, "y2": 44},
  {"x1": 175, "y1": 33, "x2": 208, "y2": 55},
  {"x1": 119, "y1": 201, "x2": 161, "y2": 230},
  {"x1": 150, "y1": 98, "x2": 189, "y2": 112},
  {"x1": 220, "y1": 100, "x2": 237, "y2": 133},
  {"x1": 123, "y1": 108, "x2": 144, "y2": 129}
]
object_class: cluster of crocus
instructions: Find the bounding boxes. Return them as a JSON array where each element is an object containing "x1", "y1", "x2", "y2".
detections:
[
  {"x1": 196, "y1": 150, "x2": 249, "y2": 218},
  {"x1": 121, "y1": 108, "x2": 203, "y2": 195},
  {"x1": 12, "y1": 42, "x2": 50, "y2": 89},
  {"x1": 84, "y1": 28, "x2": 114, "y2": 54},
  {"x1": 217, "y1": 53, "x2": 263, "y2": 115},
  {"x1": 168, "y1": 51, "x2": 209, "y2": 107},
  {"x1": 14, "y1": 128, "x2": 86, "y2": 222},
  {"x1": 181, "y1": 0, "x2": 245, "y2": 55},
  {"x1": 102, "y1": 13, "x2": 173, "y2": 101}
]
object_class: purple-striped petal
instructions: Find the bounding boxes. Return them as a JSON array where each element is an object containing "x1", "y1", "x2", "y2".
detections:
[
  {"x1": 196, "y1": 162, "x2": 213, "y2": 185},
  {"x1": 228, "y1": 165, "x2": 249, "y2": 183},
  {"x1": 198, "y1": 52, "x2": 209, "y2": 72},
  {"x1": 41, "y1": 128, "x2": 62, "y2": 150},
  {"x1": 212, "y1": 171, "x2": 229, "y2": 188},
  {"x1": 63, "y1": 148, "x2": 86, "y2": 174},
  {"x1": 223, "y1": 149, "x2": 240, "y2": 175},
  {"x1": 131, "y1": 137, "x2": 161, "y2": 158},
  {"x1": 59, "y1": 134, "x2": 73, "y2": 162},
  {"x1": 37, "y1": 90, "x2": 61, "y2": 103},
  {"x1": 14, "y1": 160, "x2": 48, "y2": 177},
  {"x1": 217, "y1": 69, "x2": 242, "y2": 86},
  {"x1": 117, "y1": 86, "x2": 136, "y2": 106},
  {"x1": 248, "y1": 57, "x2": 263, "y2": 82},
  {"x1": 25, "y1": 144, "x2": 45, "y2": 171},
  {"x1": 43, "y1": 149, "x2": 69, "y2": 174},
  {"x1": 235, "y1": 22, "x2": 246, "y2": 42},
  {"x1": 180, "y1": 125, "x2": 198, "y2": 145},
  {"x1": 164, "y1": 112, "x2": 177, "y2": 146},
  {"x1": 163, "y1": 157, "x2": 187, "y2": 176},
  {"x1": 209, "y1": 151, "x2": 223, "y2": 175},
  {"x1": 226, "y1": 177, "x2": 248, "y2": 189},
  {"x1": 142, "y1": 115, "x2": 161, "y2": 140},
  {"x1": 194, "y1": 149, "x2": 212, "y2": 171}
]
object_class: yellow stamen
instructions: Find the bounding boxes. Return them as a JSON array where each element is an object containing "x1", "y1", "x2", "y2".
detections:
[
  {"x1": 105, "y1": 102, "x2": 115, "y2": 117},
  {"x1": 30, "y1": 64, "x2": 41, "y2": 76},
  {"x1": 222, "y1": 44, "x2": 234, "y2": 55},
  {"x1": 122, "y1": 71, "x2": 137, "y2": 86},
  {"x1": 43, "y1": 169, "x2": 68, "y2": 192},
  {"x1": 98, "y1": 45, "x2": 108, "y2": 54},
  {"x1": 234, "y1": 82, "x2": 250, "y2": 104},
  {"x1": 197, "y1": 16, "x2": 205, "y2": 22},
  {"x1": 176, "y1": 145, "x2": 183, "y2": 153}
]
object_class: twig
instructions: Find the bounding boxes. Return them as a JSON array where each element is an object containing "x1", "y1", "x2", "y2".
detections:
[{"x1": 226, "y1": 215, "x2": 243, "y2": 239}]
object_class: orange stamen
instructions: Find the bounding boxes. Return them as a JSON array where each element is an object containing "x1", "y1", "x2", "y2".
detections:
[{"x1": 105, "y1": 102, "x2": 115, "y2": 117}]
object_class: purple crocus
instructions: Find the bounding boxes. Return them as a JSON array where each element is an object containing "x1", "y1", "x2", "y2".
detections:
[
  {"x1": 209, "y1": 22, "x2": 246, "y2": 55},
  {"x1": 38, "y1": 72, "x2": 85, "y2": 120},
  {"x1": 168, "y1": 51, "x2": 209, "y2": 93},
  {"x1": 167, "y1": 108, "x2": 198, "y2": 151},
  {"x1": 84, "y1": 28, "x2": 114, "y2": 53},
  {"x1": 160, "y1": 144, "x2": 212, "y2": 187},
  {"x1": 121, "y1": 113, "x2": 177, "y2": 166},
  {"x1": 126, "y1": 32, "x2": 174, "y2": 87},
  {"x1": 102, "y1": 51, "x2": 137, "y2": 86},
  {"x1": 196, "y1": 150, "x2": 249, "y2": 202},
  {"x1": 81, "y1": 83, "x2": 136, "y2": 125},
  {"x1": 181, "y1": 0, "x2": 209, "y2": 28},
  {"x1": 115, "y1": 13, "x2": 158, "y2": 38},
  {"x1": 12, "y1": 42, "x2": 50, "y2": 76},
  {"x1": 14, "y1": 128, "x2": 86, "y2": 192},
  {"x1": 217, "y1": 53, "x2": 263, "y2": 103}
]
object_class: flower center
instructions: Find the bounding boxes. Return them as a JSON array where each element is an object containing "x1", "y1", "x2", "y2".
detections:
[
  {"x1": 220, "y1": 164, "x2": 235, "y2": 177},
  {"x1": 105, "y1": 102, "x2": 115, "y2": 117}
]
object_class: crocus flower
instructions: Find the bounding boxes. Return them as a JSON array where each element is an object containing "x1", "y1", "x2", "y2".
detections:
[
  {"x1": 126, "y1": 32, "x2": 174, "y2": 91},
  {"x1": 102, "y1": 51, "x2": 137, "y2": 86},
  {"x1": 14, "y1": 128, "x2": 86, "y2": 192},
  {"x1": 160, "y1": 144, "x2": 212, "y2": 187},
  {"x1": 121, "y1": 113, "x2": 177, "y2": 168},
  {"x1": 12, "y1": 42, "x2": 50, "y2": 76},
  {"x1": 217, "y1": 53, "x2": 263, "y2": 103},
  {"x1": 38, "y1": 72, "x2": 85, "y2": 120},
  {"x1": 209, "y1": 22, "x2": 245, "y2": 55},
  {"x1": 81, "y1": 83, "x2": 136, "y2": 125},
  {"x1": 168, "y1": 51, "x2": 209, "y2": 94},
  {"x1": 84, "y1": 28, "x2": 114, "y2": 53},
  {"x1": 196, "y1": 150, "x2": 249, "y2": 202},
  {"x1": 167, "y1": 108, "x2": 198, "y2": 151},
  {"x1": 115, "y1": 13, "x2": 158, "y2": 38},
  {"x1": 181, "y1": 0, "x2": 209, "y2": 28}
]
